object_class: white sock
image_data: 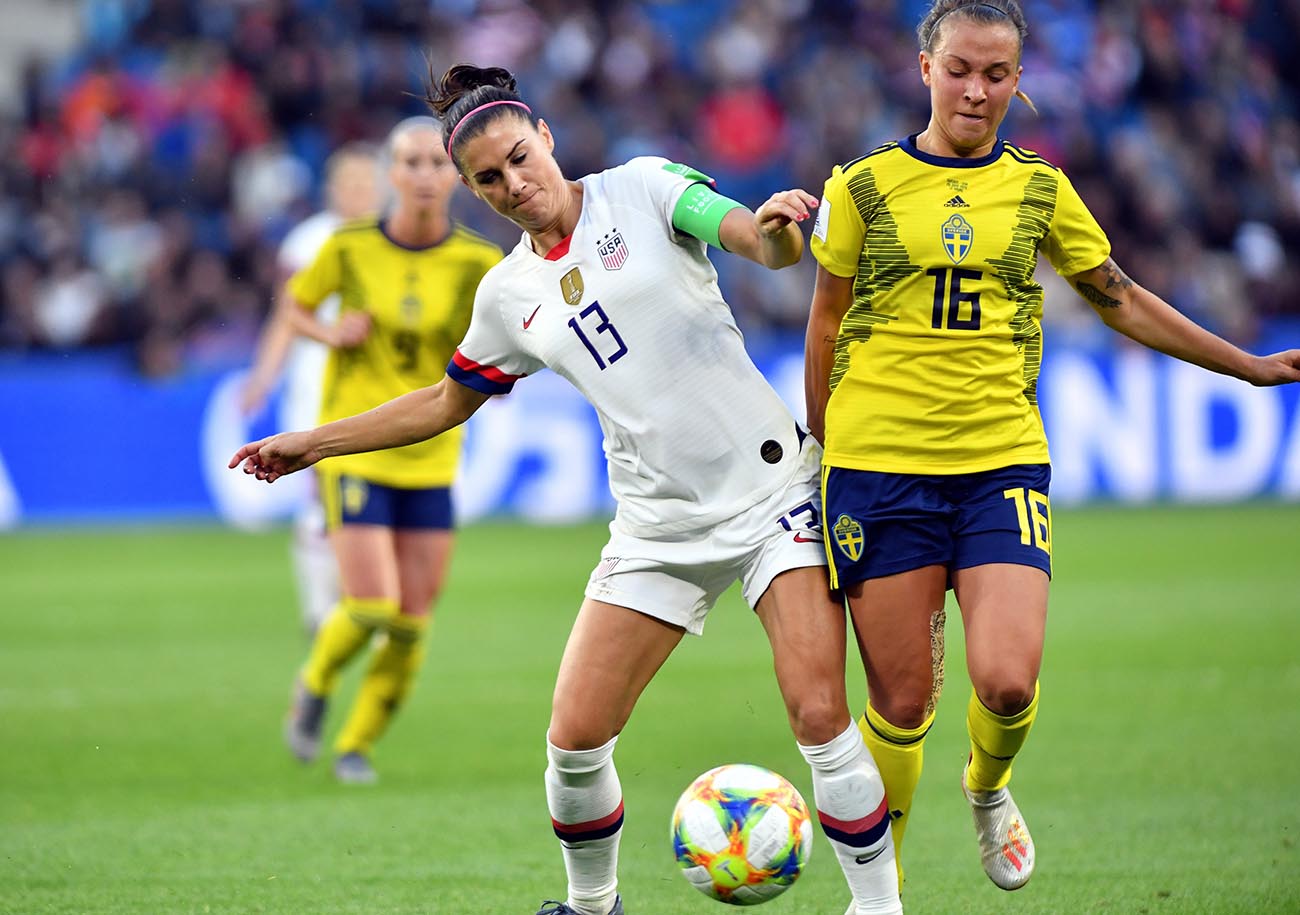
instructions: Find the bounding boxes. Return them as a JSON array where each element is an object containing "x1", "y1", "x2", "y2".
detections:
[
  {"x1": 291, "y1": 508, "x2": 338, "y2": 633},
  {"x1": 799, "y1": 722, "x2": 902, "y2": 915},
  {"x1": 545, "y1": 733, "x2": 622, "y2": 915}
]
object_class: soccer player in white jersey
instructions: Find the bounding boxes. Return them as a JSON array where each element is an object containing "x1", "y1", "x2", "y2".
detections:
[
  {"x1": 231, "y1": 64, "x2": 902, "y2": 915},
  {"x1": 240, "y1": 144, "x2": 381, "y2": 633}
]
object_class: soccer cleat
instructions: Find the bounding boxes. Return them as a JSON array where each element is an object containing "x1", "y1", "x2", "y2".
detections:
[
  {"x1": 534, "y1": 896, "x2": 623, "y2": 915},
  {"x1": 283, "y1": 679, "x2": 327, "y2": 763},
  {"x1": 961, "y1": 763, "x2": 1035, "y2": 890},
  {"x1": 333, "y1": 751, "x2": 378, "y2": 785}
]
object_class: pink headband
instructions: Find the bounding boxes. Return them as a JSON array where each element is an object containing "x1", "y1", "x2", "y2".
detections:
[{"x1": 446, "y1": 100, "x2": 534, "y2": 156}]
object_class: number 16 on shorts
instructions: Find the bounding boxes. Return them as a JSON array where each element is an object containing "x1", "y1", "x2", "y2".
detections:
[{"x1": 1003, "y1": 487, "x2": 1051, "y2": 555}]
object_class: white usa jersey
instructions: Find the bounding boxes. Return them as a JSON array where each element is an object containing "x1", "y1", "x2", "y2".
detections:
[
  {"x1": 447, "y1": 156, "x2": 805, "y2": 537},
  {"x1": 278, "y1": 211, "x2": 341, "y2": 432}
]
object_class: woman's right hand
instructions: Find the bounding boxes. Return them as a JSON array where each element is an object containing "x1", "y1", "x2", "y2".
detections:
[
  {"x1": 229, "y1": 431, "x2": 321, "y2": 483},
  {"x1": 331, "y1": 311, "x2": 372, "y2": 348}
]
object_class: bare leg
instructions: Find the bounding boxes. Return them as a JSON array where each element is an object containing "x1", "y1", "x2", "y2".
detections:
[
  {"x1": 954, "y1": 563, "x2": 1046, "y2": 717},
  {"x1": 755, "y1": 567, "x2": 900, "y2": 914},
  {"x1": 332, "y1": 529, "x2": 455, "y2": 762},
  {"x1": 546, "y1": 599, "x2": 685, "y2": 915},
  {"x1": 951, "y1": 562, "x2": 1048, "y2": 891},
  {"x1": 844, "y1": 565, "x2": 948, "y2": 886}
]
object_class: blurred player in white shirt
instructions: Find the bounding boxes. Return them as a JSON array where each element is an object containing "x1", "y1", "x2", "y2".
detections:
[
  {"x1": 240, "y1": 144, "x2": 381, "y2": 633},
  {"x1": 231, "y1": 65, "x2": 901, "y2": 915}
]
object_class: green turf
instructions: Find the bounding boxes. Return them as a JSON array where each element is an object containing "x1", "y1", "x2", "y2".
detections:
[{"x1": 2, "y1": 505, "x2": 1298, "y2": 913}]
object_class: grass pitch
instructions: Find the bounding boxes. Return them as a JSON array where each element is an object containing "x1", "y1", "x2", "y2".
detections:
[{"x1": 2, "y1": 505, "x2": 1298, "y2": 914}]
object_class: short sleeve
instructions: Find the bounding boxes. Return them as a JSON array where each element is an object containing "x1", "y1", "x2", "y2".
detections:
[
  {"x1": 446, "y1": 239, "x2": 506, "y2": 349},
  {"x1": 445, "y1": 271, "x2": 542, "y2": 396},
  {"x1": 624, "y1": 156, "x2": 708, "y2": 236},
  {"x1": 810, "y1": 164, "x2": 866, "y2": 278},
  {"x1": 1039, "y1": 170, "x2": 1110, "y2": 278},
  {"x1": 286, "y1": 232, "x2": 342, "y2": 310}
]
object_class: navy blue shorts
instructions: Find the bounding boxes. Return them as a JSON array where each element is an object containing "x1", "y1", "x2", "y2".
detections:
[
  {"x1": 822, "y1": 463, "x2": 1052, "y2": 587},
  {"x1": 320, "y1": 470, "x2": 454, "y2": 532}
]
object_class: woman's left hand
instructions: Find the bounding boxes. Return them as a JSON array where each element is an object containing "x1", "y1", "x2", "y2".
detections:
[{"x1": 753, "y1": 189, "x2": 819, "y2": 237}]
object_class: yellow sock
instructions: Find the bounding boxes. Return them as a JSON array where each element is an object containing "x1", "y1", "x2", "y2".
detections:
[
  {"x1": 860, "y1": 704, "x2": 934, "y2": 882},
  {"x1": 334, "y1": 613, "x2": 429, "y2": 756},
  {"x1": 966, "y1": 682, "x2": 1039, "y2": 792},
  {"x1": 300, "y1": 597, "x2": 396, "y2": 696}
]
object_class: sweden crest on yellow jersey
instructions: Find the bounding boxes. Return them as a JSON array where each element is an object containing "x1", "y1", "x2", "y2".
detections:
[
  {"x1": 342, "y1": 476, "x2": 369, "y2": 516},
  {"x1": 942, "y1": 214, "x2": 973, "y2": 264},
  {"x1": 832, "y1": 514, "x2": 864, "y2": 562},
  {"x1": 400, "y1": 291, "x2": 421, "y2": 322}
]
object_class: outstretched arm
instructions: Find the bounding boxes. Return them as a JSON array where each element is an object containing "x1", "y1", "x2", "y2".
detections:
[
  {"x1": 804, "y1": 265, "x2": 855, "y2": 444},
  {"x1": 229, "y1": 377, "x2": 490, "y2": 483},
  {"x1": 719, "y1": 189, "x2": 820, "y2": 269},
  {"x1": 1071, "y1": 257, "x2": 1300, "y2": 386}
]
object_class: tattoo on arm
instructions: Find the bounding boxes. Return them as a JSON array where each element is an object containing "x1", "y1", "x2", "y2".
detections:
[
  {"x1": 1075, "y1": 258, "x2": 1134, "y2": 309},
  {"x1": 1076, "y1": 282, "x2": 1121, "y2": 309}
]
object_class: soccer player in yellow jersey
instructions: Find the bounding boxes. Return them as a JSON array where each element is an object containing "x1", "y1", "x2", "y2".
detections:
[
  {"x1": 281, "y1": 116, "x2": 502, "y2": 784},
  {"x1": 239, "y1": 143, "x2": 382, "y2": 635},
  {"x1": 805, "y1": 0, "x2": 1300, "y2": 894}
]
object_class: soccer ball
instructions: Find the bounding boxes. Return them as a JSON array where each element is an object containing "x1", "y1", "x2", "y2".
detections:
[{"x1": 671, "y1": 763, "x2": 813, "y2": 906}]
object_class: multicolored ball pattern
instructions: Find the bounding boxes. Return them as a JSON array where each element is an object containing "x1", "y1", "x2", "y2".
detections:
[{"x1": 671, "y1": 764, "x2": 813, "y2": 906}]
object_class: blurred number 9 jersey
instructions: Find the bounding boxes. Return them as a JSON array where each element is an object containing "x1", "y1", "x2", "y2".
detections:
[
  {"x1": 448, "y1": 156, "x2": 807, "y2": 537},
  {"x1": 810, "y1": 135, "x2": 1111, "y2": 475},
  {"x1": 288, "y1": 219, "x2": 503, "y2": 488}
]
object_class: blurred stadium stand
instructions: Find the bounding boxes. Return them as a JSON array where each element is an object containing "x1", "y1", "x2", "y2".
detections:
[
  {"x1": 0, "y1": 3, "x2": 80, "y2": 111},
  {"x1": 1, "y1": 1, "x2": 1298, "y2": 526}
]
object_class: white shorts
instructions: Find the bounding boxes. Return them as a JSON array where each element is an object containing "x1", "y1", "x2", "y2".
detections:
[{"x1": 584, "y1": 441, "x2": 827, "y2": 635}]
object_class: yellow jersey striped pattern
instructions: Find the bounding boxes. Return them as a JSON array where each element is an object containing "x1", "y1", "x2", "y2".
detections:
[
  {"x1": 288, "y1": 219, "x2": 502, "y2": 487},
  {"x1": 811, "y1": 138, "x2": 1109, "y2": 474}
]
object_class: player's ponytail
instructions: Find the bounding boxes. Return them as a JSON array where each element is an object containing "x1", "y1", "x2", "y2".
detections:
[
  {"x1": 425, "y1": 63, "x2": 538, "y2": 167},
  {"x1": 916, "y1": 0, "x2": 1036, "y2": 113}
]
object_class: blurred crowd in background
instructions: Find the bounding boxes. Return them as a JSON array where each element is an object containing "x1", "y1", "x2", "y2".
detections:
[{"x1": 1, "y1": 0, "x2": 1298, "y2": 376}]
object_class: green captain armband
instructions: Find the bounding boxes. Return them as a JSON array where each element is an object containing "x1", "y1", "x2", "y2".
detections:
[{"x1": 667, "y1": 164, "x2": 747, "y2": 250}]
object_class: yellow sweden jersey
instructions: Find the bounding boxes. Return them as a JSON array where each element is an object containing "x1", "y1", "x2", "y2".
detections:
[
  {"x1": 811, "y1": 136, "x2": 1110, "y2": 474},
  {"x1": 288, "y1": 219, "x2": 502, "y2": 487}
]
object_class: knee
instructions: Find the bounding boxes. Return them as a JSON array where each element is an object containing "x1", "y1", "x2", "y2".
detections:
[
  {"x1": 973, "y1": 679, "x2": 1036, "y2": 717},
  {"x1": 869, "y1": 694, "x2": 931, "y2": 731},
  {"x1": 397, "y1": 599, "x2": 433, "y2": 624},
  {"x1": 785, "y1": 690, "x2": 850, "y2": 746},
  {"x1": 342, "y1": 595, "x2": 400, "y2": 627},
  {"x1": 867, "y1": 673, "x2": 933, "y2": 729},
  {"x1": 549, "y1": 704, "x2": 624, "y2": 752},
  {"x1": 400, "y1": 586, "x2": 440, "y2": 618}
]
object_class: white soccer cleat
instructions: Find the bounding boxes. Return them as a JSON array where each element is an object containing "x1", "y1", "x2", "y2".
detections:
[{"x1": 961, "y1": 763, "x2": 1034, "y2": 890}]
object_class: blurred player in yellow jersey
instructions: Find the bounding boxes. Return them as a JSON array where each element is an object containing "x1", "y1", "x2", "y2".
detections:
[
  {"x1": 280, "y1": 116, "x2": 502, "y2": 784},
  {"x1": 240, "y1": 143, "x2": 382, "y2": 634},
  {"x1": 805, "y1": 0, "x2": 1300, "y2": 894}
]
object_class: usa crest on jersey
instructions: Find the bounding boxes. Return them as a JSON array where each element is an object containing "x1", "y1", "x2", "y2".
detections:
[{"x1": 597, "y1": 229, "x2": 629, "y2": 270}]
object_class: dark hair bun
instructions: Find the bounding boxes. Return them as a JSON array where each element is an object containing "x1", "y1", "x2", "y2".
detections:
[{"x1": 429, "y1": 64, "x2": 517, "y2": 117}]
